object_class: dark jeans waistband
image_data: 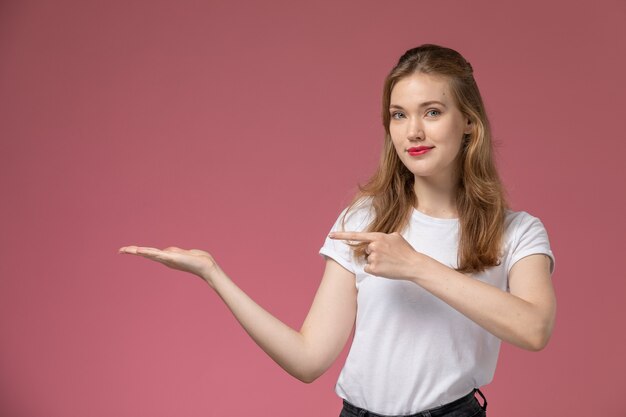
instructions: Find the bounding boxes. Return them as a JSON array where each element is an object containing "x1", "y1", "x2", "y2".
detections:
[{"x1": 341, "y1": 388, "x2": 487, "y2": 417}]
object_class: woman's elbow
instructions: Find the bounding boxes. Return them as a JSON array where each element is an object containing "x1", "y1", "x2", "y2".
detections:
[
  {"x1": 523, "y1": 315, "x2": 555, "y2": 351},
  {"x1": 522, "y1": 302, "x2": 556, "y2": 351},
  {"x1": 298, "y1": 373, "x2": 319, "y2": 384},
  {"x1": 524, "y1": 331, "x2": 552, "y2": 351},
  {"x1": 293, "y1": 368, "x2": 324, "y2": 384},
  {"x1": 289, "y1": 355, "x2": 329, "y2": 383}
]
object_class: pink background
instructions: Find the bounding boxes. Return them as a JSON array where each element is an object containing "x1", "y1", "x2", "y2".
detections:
[{"x1": 1, "y1": 1, "x2": 624, "y2": 416}]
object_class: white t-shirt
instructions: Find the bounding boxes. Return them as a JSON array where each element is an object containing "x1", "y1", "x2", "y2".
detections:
[{"x1": 319, "y1": 199, "x2": 555, "y2": 415}]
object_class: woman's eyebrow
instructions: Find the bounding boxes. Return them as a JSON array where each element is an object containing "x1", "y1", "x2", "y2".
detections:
[{"x1": 389, "y1": 100, "x2": 447, "y2": 110}]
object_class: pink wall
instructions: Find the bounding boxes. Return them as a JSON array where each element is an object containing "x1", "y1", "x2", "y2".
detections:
[{"x1": 1, "y1": 0, "x2": 624, "y2": 416}]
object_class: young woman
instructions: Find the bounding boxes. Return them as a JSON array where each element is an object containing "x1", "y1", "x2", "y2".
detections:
[{"x1": 119, "y1": 44, "x2": 556, "y2": 417}]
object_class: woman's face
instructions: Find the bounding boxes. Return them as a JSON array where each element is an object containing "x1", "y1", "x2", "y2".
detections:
[{"x1": 388, "y1": 72, "x2": 472, "y2": 185}]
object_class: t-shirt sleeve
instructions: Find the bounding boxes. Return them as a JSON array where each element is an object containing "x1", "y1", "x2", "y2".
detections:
[
  {"x1": 319, "y1": 208, "x2": 357, "y2": 273},
  {"x1": 319, "y1": 201, "x2": 374, "y2": 274},
  {"x1": 507, "y1": 212, "x2": 555, "y2": 275}
]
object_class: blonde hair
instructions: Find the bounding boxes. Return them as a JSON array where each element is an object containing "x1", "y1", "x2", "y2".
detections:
[{"x1": 343, "y1": 44, "x2": 507, "y2": 273}]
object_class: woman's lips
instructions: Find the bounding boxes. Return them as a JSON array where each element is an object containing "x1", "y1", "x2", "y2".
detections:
[{"x1": 407, "y1": 146, "x2": 434, "y2": 156}]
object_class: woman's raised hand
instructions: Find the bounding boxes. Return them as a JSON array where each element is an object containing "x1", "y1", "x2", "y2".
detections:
[{"x1": 118, "y1": 245, "x2": 220, "y2": 286}]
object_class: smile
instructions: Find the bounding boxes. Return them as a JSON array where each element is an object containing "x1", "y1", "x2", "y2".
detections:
[{"x1": 407, "y1": 146, "x2": 434, "y2": 156}]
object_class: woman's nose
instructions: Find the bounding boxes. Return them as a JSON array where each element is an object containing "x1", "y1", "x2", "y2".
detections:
[{"x1": 407, "y1": 119, "x2": 424, "y2": 141}]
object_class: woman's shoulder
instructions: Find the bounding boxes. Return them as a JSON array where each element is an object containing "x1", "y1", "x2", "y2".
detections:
[
  {"x1": 335, "y1": 196, "x2": 375, "y2": 231},
  {"x1": 502, "y1": 209, "x2": 554, "y2": 273},
  {"x1": 503, "y1": 209, "x2": 546, "y2": 231}
]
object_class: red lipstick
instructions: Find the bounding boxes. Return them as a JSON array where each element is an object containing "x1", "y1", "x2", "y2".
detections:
[{"x1": 407, "y1": 146, "x2": 434, "y2": 156}]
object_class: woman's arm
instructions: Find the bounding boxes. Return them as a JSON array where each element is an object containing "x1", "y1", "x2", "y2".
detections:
[
  {"x1": 118, "y1": 246, "x2": 357, "y2": 382},
  {"x1": 209, "y1": 257, "x2": 357, "y2": 382},
  {"x1": 411, "y1": 253, "x2": 556, "y2": 351},
  {"x1": 328, "y1": 232, "x2": 556, "y2": 351}
]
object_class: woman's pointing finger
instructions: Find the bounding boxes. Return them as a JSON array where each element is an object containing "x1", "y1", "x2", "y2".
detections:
[{"x1": 328, "y1": 232, "x2": 381, "y2": 242}]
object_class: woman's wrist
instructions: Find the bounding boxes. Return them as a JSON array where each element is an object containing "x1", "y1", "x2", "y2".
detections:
[
  {"x1": 407, "y1": 253, "x2": 447, "y2": 285},
  {"x1": 201, "y1": 264, "x2": 227, "y2": 290}
]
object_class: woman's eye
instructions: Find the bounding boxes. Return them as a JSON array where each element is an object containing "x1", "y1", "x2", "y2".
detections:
[
  {"x1": 426, "y1": 109, "x2": 441, "y2": 117},
  {"x1": 391, "y1": 111, "x2": 405, "y2": 119}
]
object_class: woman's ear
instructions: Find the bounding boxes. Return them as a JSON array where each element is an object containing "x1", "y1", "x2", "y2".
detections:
[{"x1": 464, "y1": 118, "x2": 473, "y2": 135}]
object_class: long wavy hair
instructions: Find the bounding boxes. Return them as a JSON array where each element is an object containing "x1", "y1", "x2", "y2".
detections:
[{"x1": 342, "y1": 44, "x2": 507, "y2": 273}]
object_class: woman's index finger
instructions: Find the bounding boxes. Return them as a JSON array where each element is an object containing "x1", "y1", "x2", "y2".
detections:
[{"x1": 328, "y1": 231, "x2": 379, "y2": 242}]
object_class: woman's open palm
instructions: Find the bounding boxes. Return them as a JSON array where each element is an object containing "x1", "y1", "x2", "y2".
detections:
[{"x1": 118, "y1": 245, "x2": 218, "y2": 283}]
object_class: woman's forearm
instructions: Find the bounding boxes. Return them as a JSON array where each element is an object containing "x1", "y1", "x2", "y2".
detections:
[
  {"x1": 327, "y1": 232, "x2": 556, "y2": 351},
  {"x1": 205, "y1": 268, "x2": 319, "y2": 382},
  {"x1": 411, "y1": 255, "x2": 555, "y2": 351}
]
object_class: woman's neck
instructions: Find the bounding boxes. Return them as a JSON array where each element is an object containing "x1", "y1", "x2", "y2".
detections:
[{"x1": 413, "y1": 175, "x2": 458, "y2": 219}]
